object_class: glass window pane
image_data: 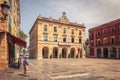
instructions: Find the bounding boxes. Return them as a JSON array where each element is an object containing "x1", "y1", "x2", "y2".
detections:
[
  {"x1": 54, "y1": 27, "x2": 57, "y2": 32},
  {"x1": 63, "y1": 28, "x2": 66, "y2": 33},
  {"x1": 44, "y1": 35, "x2": 48, "y2": 41},
  {"x1": 44, "y1": 25, "x2": 47, "y2": 31},
  {"x1": 54, "y1": 35, "x2": 57, "y2": 42}
]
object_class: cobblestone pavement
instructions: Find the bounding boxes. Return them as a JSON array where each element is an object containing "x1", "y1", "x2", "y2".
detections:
[{"x1": 0, "y1": 58, "x2": 120, "y2": 80}]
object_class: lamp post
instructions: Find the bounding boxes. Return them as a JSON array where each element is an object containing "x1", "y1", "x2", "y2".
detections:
[
  {"x1": 1, "y1": 1, "x2": 10, "y2": 20},
  {"x1": 1, "y1": 1, "x2": 10, "y2": 60}
]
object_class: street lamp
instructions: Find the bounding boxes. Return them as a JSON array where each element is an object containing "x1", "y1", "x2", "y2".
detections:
[{"x1": 1, "y1": 1, "x2": 10, "y2": 20}]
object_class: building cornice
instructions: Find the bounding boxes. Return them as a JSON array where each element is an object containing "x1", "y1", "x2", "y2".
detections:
[
  {"x1": 38, "y1": 17, "x2": 85, "y2": 28},
  {"x1": 29, "y1": 14, "x2": 86, "y2": 34},
  {"x1": 89, "y1": 18, "x2": 120, "y2": 32}
]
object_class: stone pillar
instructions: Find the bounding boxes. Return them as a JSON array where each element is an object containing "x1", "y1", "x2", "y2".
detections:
[
  {"x1": 67, "y1": 48, "x2": 70, "y2": 59},
  {"x1": 75, "y1": 48, "x2": 78, "y2": 58},
  {"x1": 101, "y1": 47, "x2": 103, "y2": 58},
  {"x1": 108, "y1": 48, "x2": 111, "y2": 58},
  {"x1": 118, "y1": 48, "x2": 120, "y2": 59},
  {"x1": 49, "y1": 47, "x2": 53, "y2": 59},
  {"x1": 58, "y1": 47, "x2": 62, "y2": 59},
  {"x1": 37, "y1": 45, "x2": 42, "y2": 59},
  {"x1": 116, "y1": 48, "x2": 119, "y2": 59}
]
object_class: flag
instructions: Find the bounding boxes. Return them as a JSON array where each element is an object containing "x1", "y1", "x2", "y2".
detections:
[{"x1": 82, "y1": 44, "x2": 86, "y2": 51}]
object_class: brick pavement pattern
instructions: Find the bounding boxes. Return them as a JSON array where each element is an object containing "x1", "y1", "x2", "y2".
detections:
[{"x1": 0, "y1": 58, "x2": 120, "y2": 80}]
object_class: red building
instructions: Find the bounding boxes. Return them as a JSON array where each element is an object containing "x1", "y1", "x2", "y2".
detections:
[{"x1": 89, "y1": 19, "x2": 120, "y2": 59}]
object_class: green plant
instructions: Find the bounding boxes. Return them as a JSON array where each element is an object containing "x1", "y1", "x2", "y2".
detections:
[
  {"x1": 76, "y1": 54, "x2": 78, "y2": 58},
  {"x1": 50, "y1": 54, "x2": 52, "y2": 59}
]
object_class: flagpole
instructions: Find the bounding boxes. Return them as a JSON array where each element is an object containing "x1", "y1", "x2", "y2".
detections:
[{"x1": 82, "y1": 43, "x2": 86, "y2": 58}]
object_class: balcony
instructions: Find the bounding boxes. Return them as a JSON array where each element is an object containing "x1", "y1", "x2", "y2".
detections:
[
  {"x1": 58, "y1": 42, "x2": 72, "y2": 46},
  {"x1": 96, "y1": 42, "x2": 120, "y2": 47},
  {"x1": 102, "y1": 33, "x2": 107, "y2": 37},
  {"x1": 96, "y1": 44, "x2": 101, "y2": 47},
  {"x1": 109, "y1": 30, "x2": 120, "y2": 35},
  {"x1": 96, "y1": 34, "x2": 101, "y2": 38}
]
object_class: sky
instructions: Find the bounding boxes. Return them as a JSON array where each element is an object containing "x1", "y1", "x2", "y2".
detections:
[{"x1": 20, "y1": 0, "x2": 120, "y2": 46}]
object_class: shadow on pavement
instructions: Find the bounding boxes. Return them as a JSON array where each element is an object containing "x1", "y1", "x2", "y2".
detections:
[{"x1": 19, "y1": 73, "x2": 25, "y2": 76}]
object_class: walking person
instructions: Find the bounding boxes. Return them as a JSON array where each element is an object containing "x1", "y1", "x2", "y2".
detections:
[{"x1": 23, "y1": 56, "x2": 29, "y2": 77}]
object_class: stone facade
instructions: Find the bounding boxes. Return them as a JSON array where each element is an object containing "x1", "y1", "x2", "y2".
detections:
[
  {"x1": 29, "y1": 12, "x2": 86, "y2": 59},
  {"x1": 88, "y1": 19, "x2": 120, "y2": 59},
  {"x1": 0, "y1": 0, "x2": 24, "y2": 71}
]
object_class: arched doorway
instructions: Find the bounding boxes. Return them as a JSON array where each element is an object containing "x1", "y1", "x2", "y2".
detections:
[
  {"x1": 42, "y1": 47, "x2": 49, "y2": 58},
  {"x1": 62, "y1": 48, "x2": 67, "y2": 58},
  {"x1": 110, "y1": 47, "x2": 116, "y2": 59},
  {"x1": 103, "y1": 48, "x2": 108, "y2": 58},
  {"x1": 70, "y1": 48, "x2": 75, "y2": 58},
  {"x1": 53, "y1": 47, "x2": 58, "y2": 58},
  {"x1": 97, "y1": 48, "x2": 101, "y2": 58}
]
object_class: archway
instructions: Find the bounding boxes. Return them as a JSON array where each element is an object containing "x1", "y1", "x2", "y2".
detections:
[
  {"x1": 53, "y1": 47, "x2": 58, "y2": 58},
  {"x1": 103, "y1": 48, "x2": 108, "y2": 58},
  {"x1": 62, "y1": 48, "x2": 67, "y2": 58},
  {"x1": 70, "y1": 48, "x2": 75, "y2": 58},
  {"x1": 42, "y1": 47, "x2": 49, "y2": 58},
  {"x1": 97, "y1": 48, "x2": 101, "y2": 58},
  {"x1": 110, "y1": 47, "x2": 116, "y2": 59}
]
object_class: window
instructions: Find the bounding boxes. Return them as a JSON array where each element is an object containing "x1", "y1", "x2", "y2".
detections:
[
  {"x1": 79, "y1": 30, "x2": 81, "y2": 35},
  {"x1": 97, "y1": 41, "x2": 100, "y2": 46},
  {"x1": 54, "y1": 26, "x2": 57, "y2": 32},
  {"x1": 103, "y1": 30, "x2": 107, "y2": 35},
  {"x1": 9, "y1": 0, "x2": 12, "y2": 13},
  {"x1": 111, "y1": 38, "x2": 114, "y2": 44},
  {"x1": 71, "y1": 37, "x2": 74, "y2": 43},
  {"x1": 71, "y1": 29, "x2": 74, "y2": 34},
  {"x1": 79, "y1": 38, "x2": 81, "y2": 43},
  {"x1": 44, "y1": 25, "x2": 47, "y2": 32},
  {"x1": 91, "y1": 33, "x2": 94, "y2": 39},
  {"x1": 63, "y1": 28, "x2": 66, "y2": 33},
  {"x1": 111, "y1": 27, "x2": 115, "y2": 33},
  {"x1": 63, "y1": 36, "x2": 66, "y2": 42},
  {"x1": 43, "y1": 34, "x2": 48, "y2": 41},
  {"x1": 97, "y1": 31, "x2": 100, "y2": 36},
  {"x1": 54, "y1": 35, "x2": 58, "y2": 42}
]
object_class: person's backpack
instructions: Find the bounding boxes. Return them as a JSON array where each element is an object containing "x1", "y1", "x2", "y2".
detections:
[{"x1": 23, "y1": 59, "x2": 29, "y2": 66}]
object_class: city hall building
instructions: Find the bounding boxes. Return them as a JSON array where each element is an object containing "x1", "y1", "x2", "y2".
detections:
[
  {"x1": 89, "y1": 19, "x2": 120, "y2": 59},
  {"x1": 29, "y1": 12, "x2": 86, "y2": 59}
]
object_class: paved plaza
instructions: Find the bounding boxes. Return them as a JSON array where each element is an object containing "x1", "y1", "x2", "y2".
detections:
[{"x1": 0, "y1": 58, "x2": 120, "y2": 80}]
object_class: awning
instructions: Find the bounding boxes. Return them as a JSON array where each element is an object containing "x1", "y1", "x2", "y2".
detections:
[{"x1": 7, "y1": 32, "x2": 26, "y2": 48}]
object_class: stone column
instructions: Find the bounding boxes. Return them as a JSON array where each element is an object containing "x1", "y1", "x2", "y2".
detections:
[
  {"x1": 75, "y1": 48, "x2": 78, "y2": 58},
  {"x1": 101, "y1": 47, "x2": 103, "y2": 58},
  {"x1": 49, "y1": 47, "x2": 53, "y2": 59},
  {"x1": 58, "y1": 47, "x2": 62, "y2": 59},
  {"x1": 108, "y1": 47, "x2": 111, "y2": 58},
  {"x1": 37, "y1": 45, "x2": 42, "y2": 59},
  {"x1": 116, "y1": 47, "x2": 119, "y2": 59},
  {"x1": 67, "y1": 48, "x2": 70, "y2": 59}
]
